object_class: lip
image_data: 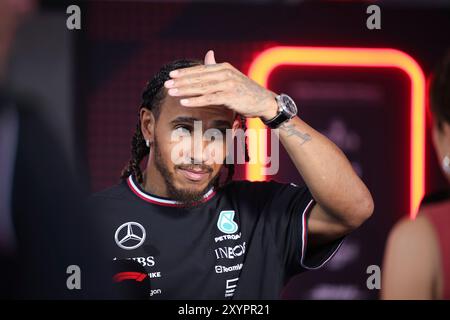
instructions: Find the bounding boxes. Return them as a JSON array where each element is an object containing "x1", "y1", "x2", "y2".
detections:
[{"x1": 177, "y1": 168, "x2": 210, "y2": 182}]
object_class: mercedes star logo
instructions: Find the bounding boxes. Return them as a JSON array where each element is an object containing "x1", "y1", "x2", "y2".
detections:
[{"x1": 114, "y1": 222, "x2": 146, "y2": 250}]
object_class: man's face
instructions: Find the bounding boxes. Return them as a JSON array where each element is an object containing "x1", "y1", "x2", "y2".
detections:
[{"x1": 148, "y1": 89, "x2": 239, "y2": 204}]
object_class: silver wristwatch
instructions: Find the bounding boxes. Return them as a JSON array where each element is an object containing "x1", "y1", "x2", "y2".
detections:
[{"x1": 262, "y1": 93, "x2": 298, "y2": 129}]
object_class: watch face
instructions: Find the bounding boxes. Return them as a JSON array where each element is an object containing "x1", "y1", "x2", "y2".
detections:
[{"x1": 280, "y1": 94, "x2": 298, "y2": 116}]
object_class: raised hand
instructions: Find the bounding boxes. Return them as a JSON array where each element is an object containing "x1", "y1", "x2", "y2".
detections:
[{"x1": 164, "y1": 50, "x2": 278, "y2": 121}]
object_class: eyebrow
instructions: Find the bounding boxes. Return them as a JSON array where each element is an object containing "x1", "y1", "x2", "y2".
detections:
[{"x1": 170, "y1": 116, "x2": 232, "y2": 128}]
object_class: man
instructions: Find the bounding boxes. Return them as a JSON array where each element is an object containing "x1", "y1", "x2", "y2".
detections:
[{"x1": 92, "y1": 50, "x2": 374, "y2": 299}]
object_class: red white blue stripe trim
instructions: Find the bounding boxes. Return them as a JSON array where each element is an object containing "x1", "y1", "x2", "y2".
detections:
[
  {"x1": 126, "y1": 175, "x2": 216, "y2": 207},
  {"x1": 300, "y1": 199, "x2": 344, "y2": 270}
]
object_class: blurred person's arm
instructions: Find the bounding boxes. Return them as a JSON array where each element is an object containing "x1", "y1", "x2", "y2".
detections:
[{"x1": 381, "y1": 215, "x2": 442, "y2": 299}]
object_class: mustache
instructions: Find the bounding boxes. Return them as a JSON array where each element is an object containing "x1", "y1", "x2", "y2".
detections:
[{"x1": 176, "y1": 164, "x2": 213, "y2": 173}]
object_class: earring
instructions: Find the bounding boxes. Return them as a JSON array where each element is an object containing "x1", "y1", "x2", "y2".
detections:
[
  {"x1": 146, "y1": 140, "x2": 150, "y2": 148},
  {"x1": 443, "y1": 153, "x2": 450, "y2": 175}
]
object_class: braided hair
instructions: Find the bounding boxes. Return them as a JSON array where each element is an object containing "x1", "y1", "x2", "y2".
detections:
[
  {"x1": 121, "y1": 59, "x2": 250, "y2": 187},
  {"x1": 430, "y1": 51, "x2": 450, "y2": 132}
]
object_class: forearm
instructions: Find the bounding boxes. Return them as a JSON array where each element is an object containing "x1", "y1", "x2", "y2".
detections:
[{"x1": 275, "y1": 115, "x2": 373, "y2": 226}]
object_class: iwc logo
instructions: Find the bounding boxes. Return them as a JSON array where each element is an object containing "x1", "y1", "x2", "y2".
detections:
[
  {"x1": 114, "y1": 222, "x2": 146, "y2": 250},
  {"x1": 217, "y1": 210, "x2": 238, "y2": 234}
]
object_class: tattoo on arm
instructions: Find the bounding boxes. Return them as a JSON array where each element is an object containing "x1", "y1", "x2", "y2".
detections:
[{"x1": 280, "y1": 123, "x2": 312, "y2": 146}]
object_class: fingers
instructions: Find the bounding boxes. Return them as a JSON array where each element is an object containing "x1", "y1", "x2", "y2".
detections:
[
  {"x1": 204, "y1": 50, "x2": 216, "y2": 65},
  {"x1": 167, "y1": 79, "x2": 233, "y2": 98},
  {"x1": 166, "y1": 53, "x2": 238, "y2": 108},
  {"x1": 169, "y1": 62, "x2": 232, "y2": 78},
  {"x1": 180, "y1": 92, "x2": 229, "y2": 107},
  {"x1": 165, "y1": 69, "x2": 235, "y2": 91}
]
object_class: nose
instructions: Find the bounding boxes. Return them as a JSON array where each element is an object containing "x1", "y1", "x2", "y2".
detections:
[{"x1": 190, "y1": 131, "x2": 212, "y2": 165}]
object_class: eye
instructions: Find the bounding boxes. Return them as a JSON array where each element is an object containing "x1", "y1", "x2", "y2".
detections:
[
  {"x1": 217, "y1": 128, "x2": 227, "y2": 135},
  {"x1": 209, "y1": 129, "x2": 226, "y2": 142},
  {"x1": 174, "y1": 125, "x2": 192, "y2": 134}
]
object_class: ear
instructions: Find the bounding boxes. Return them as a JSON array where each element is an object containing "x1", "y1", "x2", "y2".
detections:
[
  {"x1": 224, "y1": 115, "x2": 243, "y2": 159},
  {"x1": 140, "y1": 107, "x2": 156, "y2": 144},
  {"x1": 442, "y1": 121, "x2": 450, "y2": 149},
  {"x1": 231, "y1": 116, "x2": 241, "y2": 139}
]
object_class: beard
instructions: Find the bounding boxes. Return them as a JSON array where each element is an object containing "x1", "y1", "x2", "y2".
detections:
[{"x1": 153, "y1": 138, "x2": 220, "y2": 207}]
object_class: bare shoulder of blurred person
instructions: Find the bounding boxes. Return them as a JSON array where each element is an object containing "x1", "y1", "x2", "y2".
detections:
[{"x1": 381, "y1": 204, "x2": 448, "y2": 300}]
